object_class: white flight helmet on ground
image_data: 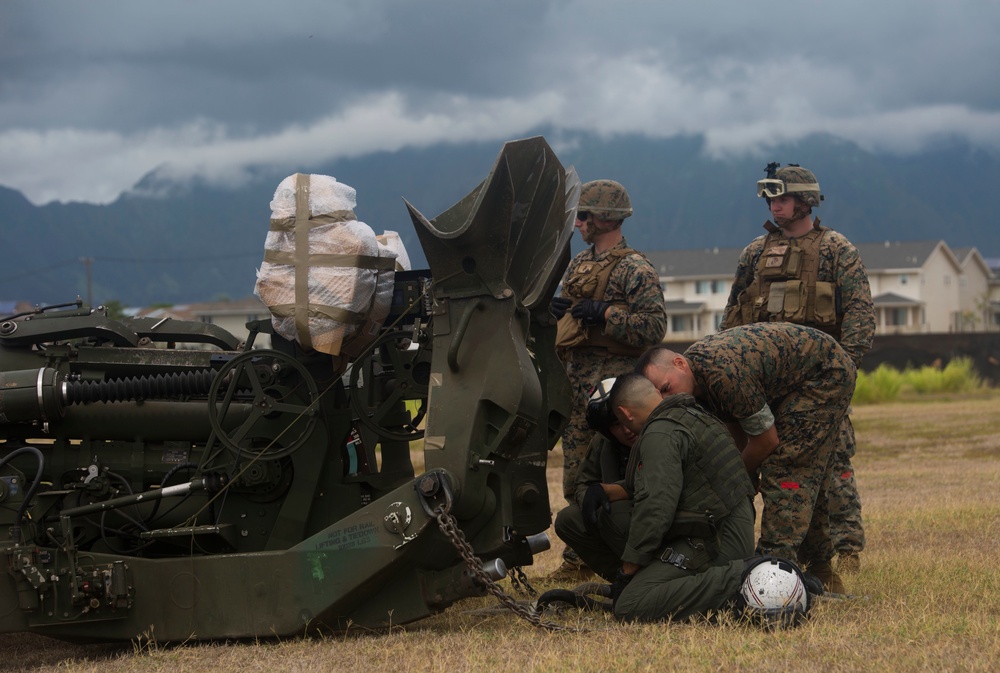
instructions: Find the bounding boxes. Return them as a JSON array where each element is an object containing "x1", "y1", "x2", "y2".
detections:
[{"x1": 737, "y1": 556, "x2": 811, "y2": 628}]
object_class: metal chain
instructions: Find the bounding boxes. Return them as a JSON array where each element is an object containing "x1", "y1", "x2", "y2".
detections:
[
  {"x1": 510, "y1": 565, "x2": 537, "y2": 596},
  {"x1": 432, "y1": 506, "x2": 588, "y2": 633}
]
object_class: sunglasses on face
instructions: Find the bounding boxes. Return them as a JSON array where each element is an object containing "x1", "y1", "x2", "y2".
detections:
[{"x1": 576, "y1": 211, "x2": 591, "y2": 221}]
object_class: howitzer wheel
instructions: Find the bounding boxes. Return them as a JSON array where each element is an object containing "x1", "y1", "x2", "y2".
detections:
[
  {"x1": 349, "y1": 329, "x2": 431, "y2": 442},
  {"x1": 207, "y1": 349, "x2": 320, "y2": 459}
]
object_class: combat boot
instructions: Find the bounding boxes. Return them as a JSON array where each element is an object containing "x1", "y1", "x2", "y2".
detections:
[
  {"x1": 547, "y1": 559, "x2": 595, "y2": 583},
  {"x1": 807, "y1": 560, "x2": 845, "y2": 595},
  {"x1": 837, "y1": 552, "x2": 861, "y2": 574},
  {"x1": 547, "y1": 548, "x2": 595, "y2": 582}
]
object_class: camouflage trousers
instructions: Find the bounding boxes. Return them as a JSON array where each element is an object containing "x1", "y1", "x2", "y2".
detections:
[
  {"x1": 756, "y1": 357, "x2": 856, "y2": 566},
  {"x1": 558, "y1": 348, "x2": 636, "y2": 501},
  {"x1": 828, "y1": 415, "x2": 865, "y2": 555}
]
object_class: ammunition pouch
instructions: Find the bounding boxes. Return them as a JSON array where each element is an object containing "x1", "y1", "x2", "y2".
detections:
[
  {"x1": 555, "y1": 246, "x2": 647, "y2": 356},
  {"x1": 734, "y1": 225, "x2": 840, "y2": 329}
]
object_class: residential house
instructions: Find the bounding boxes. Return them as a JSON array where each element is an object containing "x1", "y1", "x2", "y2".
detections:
[
  {"x1": 951, "y1": 247, "x2": 994, "y2": 331},
  {"x1": 133, "y1": 296, "x2": 272, "y2": 349},
  {"x1": 646, "y1": 239, "x2": 997, "y2": 341},
  {"x1": 645, "y1": 247, "x2": 740, "y2": 340},
  {"x1": 988, "y1": 257, "x2": 1000, "y2": 329}
]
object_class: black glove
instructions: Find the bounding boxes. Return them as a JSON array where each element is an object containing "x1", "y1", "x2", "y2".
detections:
[
  {"x1": 570, "y1": 299, "x2": 611, "y2": 326},
  {"x1": 609, "y1": 568, "x2": 635, "y2": 605},
  {"x1": 550, "y1": 296, "x2": 573, "y2": 320},
  {"x1": 581, "y1": 482, "x2": 611, "y2": 533}
]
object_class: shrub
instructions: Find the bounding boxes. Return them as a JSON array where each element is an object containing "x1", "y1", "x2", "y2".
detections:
[
  {"x1": 903, "y1": 356, "x2": 982, "y2": 394},
  {"x1": 853, "y1": 363, "x2": 904, "y2": 404}
]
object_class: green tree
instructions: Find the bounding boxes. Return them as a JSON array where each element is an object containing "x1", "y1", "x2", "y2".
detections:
[{"x1": 102, "y1": 299, "x2": 127, "y2": 320}]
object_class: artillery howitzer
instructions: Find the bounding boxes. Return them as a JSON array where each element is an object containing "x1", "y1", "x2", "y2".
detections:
[{"x1": 0, "y1": 137, "x2": 577, "y2": 642}]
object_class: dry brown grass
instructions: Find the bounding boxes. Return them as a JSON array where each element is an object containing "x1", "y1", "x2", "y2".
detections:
[{"x1": 3, "y1": 394, "x2": 999, "y2": 672}]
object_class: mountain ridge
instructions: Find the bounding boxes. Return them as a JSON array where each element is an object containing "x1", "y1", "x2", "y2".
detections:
[{"x1": 3, "y1": 131, "x2": 999, "y2": 307}]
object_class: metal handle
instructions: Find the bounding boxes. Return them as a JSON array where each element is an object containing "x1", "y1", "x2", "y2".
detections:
[{"x1": 447, "y1": 299, "x2": 483, "y2": 372}]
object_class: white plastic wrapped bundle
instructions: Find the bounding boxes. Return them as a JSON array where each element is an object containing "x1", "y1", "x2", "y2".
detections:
[{"x1": 254, "y1": 173, "x2": 410, "y2": 356}]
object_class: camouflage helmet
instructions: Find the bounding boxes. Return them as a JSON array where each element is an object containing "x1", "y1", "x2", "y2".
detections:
[
  {"x1": 578, "y1": 180, "x2": 633, "y2": 221},
  {"x1": 756, "y1": 164, "x2": 823, "y2": 208}
]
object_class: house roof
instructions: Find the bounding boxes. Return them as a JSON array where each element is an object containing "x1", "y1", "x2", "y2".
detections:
[
  {"x1": 131, "y1": 296, "x2": 268, "y2": 320},
  {"x1": 952, "y1": 247, "x2": 996, "y2": 279},
  {"x1": 646, "y1": 239, "x2": 970, "y2": 278},
  {"x1": 873, "y1": 292, "x2": 922, "y2": 306},
  {"x1": 187, "y1": 296, "x2": 268, "y2": 317},
  {"x1": 645, "y1": 247, "x2": 743, "y2": 278},
  {"x1": 855, "y1": 240, "x2": 959, "y2": 272}
]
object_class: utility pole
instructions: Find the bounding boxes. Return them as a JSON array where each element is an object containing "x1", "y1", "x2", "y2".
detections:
[{"x1": 80, "y1": 257, "x2": 93, "y2": 307}]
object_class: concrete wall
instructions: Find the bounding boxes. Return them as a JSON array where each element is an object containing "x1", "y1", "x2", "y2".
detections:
[{"x1": 663, "y1": 332, "x2": 1000, "y2": 385}]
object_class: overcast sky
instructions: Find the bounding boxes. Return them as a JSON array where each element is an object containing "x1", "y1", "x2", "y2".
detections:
[{"x1": 2, "y1": 0, "x2": 999, "y2": 206}]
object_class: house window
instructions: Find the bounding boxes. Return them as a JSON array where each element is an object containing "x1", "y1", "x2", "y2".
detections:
[
  {"x1": 711, "y1": 280, "x2": 728, "y2": 294},
  {"x1": 660, "y1": 281, "x2": 668, "y2": 293},
  {"x1": 899, "y1": 274, "x2": 908, "y2": 285},
  {"x1": 886, "y1": 308, "x2": 908, "y2": 326},
  {"x1": 713, "y1": 313, "x2": 724, "y2": 331},
  {"x1": 695, "y1": 280, "x2": 710, "y2": 295},
  {"x1": 670, "y1": 315, "x2": 689, "y2": 333},
  {"x1": 943, "y1": 275, "x2": 951, "y2": 286},
  {"x1": 200, "y1": 316, "x2": 212, "y2": 324}
]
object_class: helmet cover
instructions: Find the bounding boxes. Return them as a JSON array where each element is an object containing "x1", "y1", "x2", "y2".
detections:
[
  {"x1": 578, "y1": 180, "x2": 633, "y2": 221},
  {"x1": 756, "y1": 164, "x2": 823, "y2": 207}
]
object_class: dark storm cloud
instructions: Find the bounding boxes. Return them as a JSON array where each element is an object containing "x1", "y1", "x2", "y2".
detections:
[{"x1": 2, "y1": 0, "x2": 998, "y2": 205}]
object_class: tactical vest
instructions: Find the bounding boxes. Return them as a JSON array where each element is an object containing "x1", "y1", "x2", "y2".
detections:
[
  {"x1": 625, "y1": 394, "x2": 753, "y2": 520},
  {"x1": 730, "y1": 221, "x2": 841, "y2": 336},
  {"x1": 554, "y1": 247, "x2": 646, "y2": 356}
]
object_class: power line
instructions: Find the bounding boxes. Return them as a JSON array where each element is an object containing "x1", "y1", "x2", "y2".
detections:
[
  {"x1": 96, "y1": 251, "x2": 262, "y2": 264},
  {"x1": 0, "y1": 259, "x2": 79, "y2": 282},
  {"x1": 0, "y1": 252, "x2": 262, "y2": 283}
]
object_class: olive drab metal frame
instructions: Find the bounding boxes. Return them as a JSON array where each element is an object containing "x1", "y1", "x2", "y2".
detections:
[{"x1": 0, "y1": 137, "x2": 577, "y2": 642}]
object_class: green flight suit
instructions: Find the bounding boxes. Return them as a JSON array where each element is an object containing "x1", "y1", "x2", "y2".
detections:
[{"x1": 612, "y1": 395, "x2": 756, "y2": 622}]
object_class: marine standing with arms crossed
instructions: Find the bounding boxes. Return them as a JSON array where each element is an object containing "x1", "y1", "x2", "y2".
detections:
[
  {"x1": 549, "y1": 180, "x2": 667, "y2": 578},
  {"x1": 721, "y1": 163, "x2": 875, "y2": 577}
]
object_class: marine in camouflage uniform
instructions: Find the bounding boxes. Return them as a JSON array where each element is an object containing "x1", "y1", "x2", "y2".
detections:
[
  {"x1": 600, "y1": 376, "x2": 756, "y2": 622},
  {"x1": 636, "y1": 323, "x2": 856, "y2": 592},
  {"x1": 721, "y1": 163, "x2": 873, "y2": 573},
  {"x1": 551, "y1": 180, "x2": 667, "y2": 501}
]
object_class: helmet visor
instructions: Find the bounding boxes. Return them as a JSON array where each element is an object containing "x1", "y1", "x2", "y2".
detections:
[{"x1": 757, "y1": 179, "x2": 787, "y2": 198}]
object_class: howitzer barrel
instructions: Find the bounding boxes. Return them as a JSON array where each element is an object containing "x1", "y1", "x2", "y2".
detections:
[
  {"x1": 56, "y1": 399, "x2": 253, "y2": 441},
  {"x1": 0, "y1": 368, "x2": 64, "y2": 424}
]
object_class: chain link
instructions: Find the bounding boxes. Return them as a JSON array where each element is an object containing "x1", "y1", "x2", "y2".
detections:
[
  {"x1": 432, "y1": 506, "x2": 589, "y2": 633},
  {"x1": 510, "y1": 565, "x2": 537, "y2": 596}
]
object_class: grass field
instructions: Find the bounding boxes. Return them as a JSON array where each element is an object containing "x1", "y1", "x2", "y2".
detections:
[{"x1": 3, "y1": 394, "x2": 998, "y2": 672}]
